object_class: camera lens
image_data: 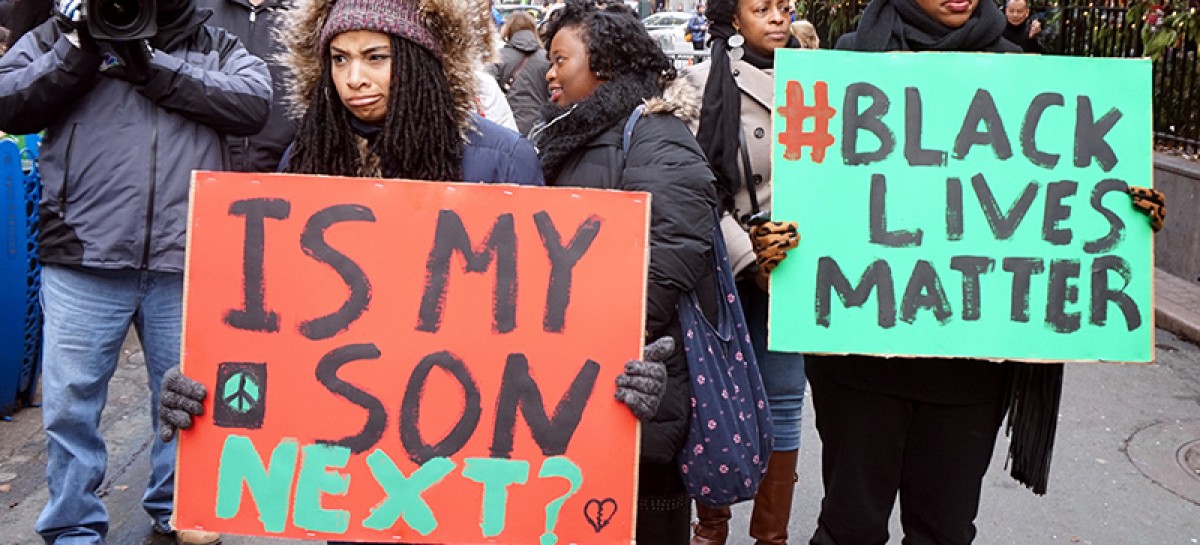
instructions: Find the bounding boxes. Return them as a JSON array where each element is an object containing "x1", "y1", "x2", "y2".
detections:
[{"x1": 98, "y1": 0, "x2": 142, "y2": 30}]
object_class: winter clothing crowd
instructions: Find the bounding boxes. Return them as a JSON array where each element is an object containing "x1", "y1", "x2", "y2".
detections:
[{"x1": 0, "y1": 0, "x2": 1165, "y2": 543}]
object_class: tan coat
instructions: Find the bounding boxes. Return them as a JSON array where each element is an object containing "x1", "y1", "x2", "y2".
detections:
[{"x1": 685, "y1": 59, "x2": 777, "y2": 277}]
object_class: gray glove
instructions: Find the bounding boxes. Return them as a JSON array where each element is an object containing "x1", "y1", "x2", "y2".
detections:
[
  {"x1": 159, "y1": 366, "x2": 206, "y2": 442},
  {"x1": 615, "y1": 336, "x2": 674, "y2": 421}
]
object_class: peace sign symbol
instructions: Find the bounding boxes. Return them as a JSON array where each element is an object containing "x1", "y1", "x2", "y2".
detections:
[
  {"x1": 222, "y1": 371, "x2": 261, "y2": 414},
  {"x1": 213, "y1": 362, "x2": 268, "y2": 429}
]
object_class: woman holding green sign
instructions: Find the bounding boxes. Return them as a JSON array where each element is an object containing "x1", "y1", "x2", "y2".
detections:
[{"x1": 804, "y1": 0, "x2": 1167, "y2": 544}]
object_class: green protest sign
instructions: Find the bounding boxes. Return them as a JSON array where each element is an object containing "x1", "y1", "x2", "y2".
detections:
[{"x1": 769, "y1": 50, "x2": 1154, "y2": 363}]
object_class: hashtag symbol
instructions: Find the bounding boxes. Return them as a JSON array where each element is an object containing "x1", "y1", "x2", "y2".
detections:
[{"x1": 776, "y1": 80, "x2": 837, "y2": 164}]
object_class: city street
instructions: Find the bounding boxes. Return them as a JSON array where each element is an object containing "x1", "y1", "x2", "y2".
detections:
[{"x1": 1, "y1": 327, "x2": 1198, "y2": 544}]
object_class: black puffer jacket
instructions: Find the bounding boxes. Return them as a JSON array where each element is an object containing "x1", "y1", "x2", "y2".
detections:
[
  {"x1": 542, "y1": 79, "x2": 719, "y2": 464},
  {"x1": 490, "y1": 28, "x2": 550, "y2": 135},
  {"x1": 200, "y1": 0, "x2": 296, "y2": 171}
]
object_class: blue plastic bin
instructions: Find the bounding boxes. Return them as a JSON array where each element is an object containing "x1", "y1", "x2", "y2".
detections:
[{"x1": 0, "y1": 135, "x2": 42, "y2": 417}]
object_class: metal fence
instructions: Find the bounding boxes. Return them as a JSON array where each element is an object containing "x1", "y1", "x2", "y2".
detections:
[
  {"x1": 1051, "y1": 4, "x2": 1199, "y2": 153},
  {"x1": 802, "y1": 2, "x2": 1200, "y2": 154}
]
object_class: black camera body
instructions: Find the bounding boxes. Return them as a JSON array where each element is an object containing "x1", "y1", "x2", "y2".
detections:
[{"x1": 85, "y1": 0, "x2": 157, "y2": 40}]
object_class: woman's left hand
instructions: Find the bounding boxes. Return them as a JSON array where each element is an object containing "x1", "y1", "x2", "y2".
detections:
[
  {"x1": 1128, "y1": 186, "x2": 1165, "y2": 232},
  {"x1": 750, "y1": 221, "x2": 799, "y2": 273}
]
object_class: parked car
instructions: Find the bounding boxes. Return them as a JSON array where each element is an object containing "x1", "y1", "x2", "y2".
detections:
[
  {"x1": 642, "y1": 11, "x2": 692, "y2": 52},
  {"x1": 540, "y1": 1, "x2": 639, "y2": 32},
  {"x1": 495, "y1": 3, "x2": 544, "y2": 23}
]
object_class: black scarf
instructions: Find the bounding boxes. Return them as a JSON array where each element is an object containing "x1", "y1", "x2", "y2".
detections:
[
  {"x1": 850, "y1": 0, "x2": 1007, "y2": 52},
  {"x1": 532, "y1": 72, "x2": 661, "y2": 184},
  {"x1": 696, "y1": 20, "x2": 797, "y2": 211}
]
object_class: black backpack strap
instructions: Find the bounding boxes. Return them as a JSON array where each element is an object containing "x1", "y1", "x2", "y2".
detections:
[{"x1": 504, "y1": 51, "x2": 533, "y2": 92}]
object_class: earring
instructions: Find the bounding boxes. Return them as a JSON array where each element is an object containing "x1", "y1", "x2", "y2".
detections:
[{"x1": 728, "y1": 33, "x2": 744, "y2": 62}]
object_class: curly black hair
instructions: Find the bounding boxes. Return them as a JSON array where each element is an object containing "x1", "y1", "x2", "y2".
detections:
[
  {"x1": 541, "y1": 0, "x2": 675, "y2": 83},
  {"x1": 285, "y1": 36, "x2": 462, "y2": 182}
]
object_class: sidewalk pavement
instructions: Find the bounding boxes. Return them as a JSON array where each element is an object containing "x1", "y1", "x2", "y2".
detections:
[{"x1": 1, "y1": 270, "x2": 1198, "y2": 544}]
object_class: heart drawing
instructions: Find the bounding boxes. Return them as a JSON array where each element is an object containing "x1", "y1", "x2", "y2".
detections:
[{"x1": 584, "y1": 498, "x2": 618, "y2": 533}]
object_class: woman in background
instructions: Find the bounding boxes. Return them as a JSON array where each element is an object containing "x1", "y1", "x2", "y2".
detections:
[
  {"x1": 685, "y1": 0, "x2": 809, "y2": 542},
  {"x1": 490, "y1": 11, "x2": 551, "y2": 134}
]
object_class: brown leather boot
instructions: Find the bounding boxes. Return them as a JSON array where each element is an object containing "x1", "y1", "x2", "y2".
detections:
[
  {"x1": 749, "y1": 449, "x2": 799, "y2": 545},
  {"x1": 691, "y1": 502, "x2": 731, "y2": 545}
]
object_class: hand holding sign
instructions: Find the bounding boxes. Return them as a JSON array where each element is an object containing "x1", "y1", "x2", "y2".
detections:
[
  {"x1": 160, "y1": 366, "x2": 207, "y2": 442},
  {"x1": 615, "y1": 337, "x2": 674, "y2": 420},
  {"x1": 1127, "y1": 185, "x2": 1165, "y2": 232}
]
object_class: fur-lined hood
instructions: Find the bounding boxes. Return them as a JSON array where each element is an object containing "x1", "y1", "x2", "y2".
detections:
[
  {"x1": 644, "y1": 74, "x2": 702, "y2": 125},
  {"x1": 276, "y1": 0, "x2": 480, "y2": 136}
]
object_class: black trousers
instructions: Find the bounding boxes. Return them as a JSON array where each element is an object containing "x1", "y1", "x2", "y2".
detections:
[
  {"x1": 806, "y1": 366, "x2": 1006, "y2": 545},
  {"x1": 636, "y1": 460, "x2": 691, "y2": 545}
]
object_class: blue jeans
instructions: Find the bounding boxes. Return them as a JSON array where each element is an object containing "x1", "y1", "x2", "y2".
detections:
[
  {"x1": 739, "y1": 279, "x2": 806, "y2": 452},
  {"x1": 36, "y1": 265, "x2": 183, "y2": 545}
]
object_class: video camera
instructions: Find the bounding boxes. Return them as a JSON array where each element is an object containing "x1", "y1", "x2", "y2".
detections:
[{"x1": 84, "y1": 0, "x2": 157, "y2": 40}]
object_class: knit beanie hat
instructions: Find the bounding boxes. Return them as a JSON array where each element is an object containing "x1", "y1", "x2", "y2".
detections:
[{"x1": 319, "y1": 0, "x2": 443, "y2": 58}]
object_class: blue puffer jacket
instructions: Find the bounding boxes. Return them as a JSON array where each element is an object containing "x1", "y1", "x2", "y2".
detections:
[
  {"x1": 460, "y1": 115, "x2": 544, "y2": 185},
  {"x1": 0, "y1": 16, "x2": 272, "y2": 273}
]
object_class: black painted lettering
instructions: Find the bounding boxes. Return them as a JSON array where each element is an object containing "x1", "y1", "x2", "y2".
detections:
[
  {"x1": 418, "y1": 210, "x2": 518, "y2": 334},
  {"x1": 950, "y1": 256, "x2": 994, "y2": 321},
  {"x1": 1074, "y1": 96, "x2": 1121, "y2": 172},
  {"x1": 225, "y1": 198, "x2": 290, "y2": 333},
  {"x1": 533, "y1": 212, "x2": 602, "y2": 333},
  {"x1": 1083, "y1": 179, "x2": 1128, "y2": 254},
  {"x1": 953, "y1": 89, "x2": 1013, "y2": 161},
  {"x1": 904, "y1": 87, "x2": 947, "y2": 166},
  {"x1": 815, "y1": 257, "x2": 896, "y2": 328},
  {"x1": 1003, "y1": 257, "x2": 1045, "y2": 322},
  {"x1": 1046, "y1": 259, "x2": 1082, "y2": 333},
  {"x1": 900, "y1": 260, "x2": 952, "y2": 324},
  {"x1": 946, "y1": 177, "x2": 964, "y2": 241},
  {"x1": 1090, "y1": 255, "x2": 1141, "y2": 330},
  {"x1": 971, "y1": 173, "x2": 1037, "y2": 240},
  {"x1": 490, "y1": 355, "x2": 600, "y2": 458},
  {"x1": 315, "y1": 343, "x2": 386, "y2": 454},
  {"x1": 1042, "y1": 181, "x2": 1078, "y2": 245},
  {"x1": 1021, "y1": 92, "x2": 1063, "y2": 168},
  {"x1": 298, "y1": 204, "x2": 375, "y2": 340},
  {"x1": 870, "y1": 173, "x2": 923, "y2": 247},
  {"x1": 400, "y1": 351, "x2": 482, "y2": 464},
  {"x1": 842, "y1": 83, "x2": 895, "y2": 166}
]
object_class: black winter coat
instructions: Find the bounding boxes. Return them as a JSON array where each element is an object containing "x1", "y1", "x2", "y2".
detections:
[
  {"x1": 490, "y1": 29, "x2": 550, "y2": 135},
  {"x1": 200, "y1": 0, "x2": 297, "y2": 172},
  {"x1": 548, "y1": 107, "x2": 719, "y2": 465}
]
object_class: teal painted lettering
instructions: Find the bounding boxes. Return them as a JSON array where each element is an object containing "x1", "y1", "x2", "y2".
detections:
[
  {"x1": 538, "y1": 456, "x2": 582, "y2": 545},
  {"x1": 462, "y1": 457, "x2": 530, "y2": 537},
  {"x1": 362, "y1": 452, "x2": 455, "y2": 535},
  {"x1": 292, "y1": 443, "x2": 352, "y2": 534},
  {"x1": 215, "y1": 435, "x2": 298, "y2": 533}
]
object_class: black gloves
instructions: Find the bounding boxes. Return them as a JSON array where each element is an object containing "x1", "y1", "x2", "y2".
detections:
[
  {"x1": 98, "y1": 40, "x2": 154, "y2": 84},
  {"x1": 159, "y1": 366, "x2": 206, "y2": 442},
  {"x1": 615, "y1": 336, "x2": 674, "y2": 421}
]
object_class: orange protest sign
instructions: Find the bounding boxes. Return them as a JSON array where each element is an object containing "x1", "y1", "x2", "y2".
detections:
[{"x1": 175, "y1": 171, "x2": 650, "y2": 544}]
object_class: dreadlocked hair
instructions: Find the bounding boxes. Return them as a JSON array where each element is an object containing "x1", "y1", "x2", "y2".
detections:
[
  {"x1": 285, "y1": 36, "x2": 463, "y2": 182},
  {"x1": 542, "y1": 0, "x2": 676, "y2": 88}
]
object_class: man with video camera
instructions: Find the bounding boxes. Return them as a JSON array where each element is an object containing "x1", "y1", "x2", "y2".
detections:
[{"x1": 0, "y1": 0, "x2": 270, "y2": 541}]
